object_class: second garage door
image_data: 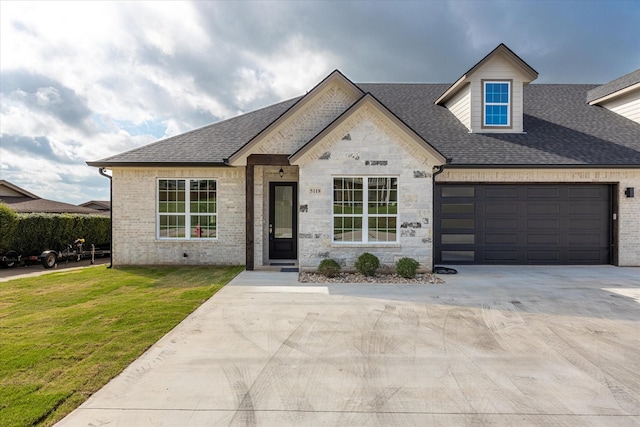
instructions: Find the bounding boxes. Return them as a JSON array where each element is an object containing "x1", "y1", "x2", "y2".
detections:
[{"x1": 434, "y1": 184, "x2": 612, "y2": 265}]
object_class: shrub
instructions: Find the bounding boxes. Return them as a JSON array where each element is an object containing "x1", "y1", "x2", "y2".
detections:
[
  {"x1": 355, "y1": 252, "x2": 380, "y2": 277},
  {"x1": 5, "y1": 213, "x2": 110, "y2": 253},
  {"x1": 0, "y1": 203, "x2": 18, "y2": 253},
  {"x1": 396, "y1": 257, "x2": 420, "y2": 279},
  {"x1": 318, "y1": 259, "x2": 341, "y2": 278}
]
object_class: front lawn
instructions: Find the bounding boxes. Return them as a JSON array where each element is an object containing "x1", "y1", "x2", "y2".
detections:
[{"x1": 0, "y1": 265, "x2": 243, "y2": 427}]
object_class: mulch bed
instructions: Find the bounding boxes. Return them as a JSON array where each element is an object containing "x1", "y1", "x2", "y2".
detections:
[{"x1": 298, "y1": 272, "x2": 445, "y2": 284}]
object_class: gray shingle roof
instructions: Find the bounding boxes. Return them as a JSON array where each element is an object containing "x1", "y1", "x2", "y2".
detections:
[
  {"x1": 89, "y1": 82, "x2": 640, "y2": 168},
  {"x1": 88, "y1": 98, "x2": 300, "y2": 166},
  {"x1": 1, "y1": 197, "x2": 106, "y2": 214},
  {"x1": 360, "y1": 83, "x2": 640, "y2": 165},
  {"x1": 586, "y1": 69, "x2": 640, "y2": 103}
]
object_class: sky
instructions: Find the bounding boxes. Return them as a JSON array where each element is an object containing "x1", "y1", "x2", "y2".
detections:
[{"x1": 1, "y1": 0, "x2": 639, "y2": 205}]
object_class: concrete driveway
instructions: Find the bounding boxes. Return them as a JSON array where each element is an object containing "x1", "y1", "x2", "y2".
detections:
[{"x1": 55, "y1": 266, "x2": 640, "y2": 426}]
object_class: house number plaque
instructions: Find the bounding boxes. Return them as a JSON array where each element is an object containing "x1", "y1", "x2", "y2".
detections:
[{"x1": 309, "y1": 187, "x2": 322, "y2": 195}]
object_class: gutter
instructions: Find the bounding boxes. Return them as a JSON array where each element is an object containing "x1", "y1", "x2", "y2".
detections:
[
  {"x1": 442, "y1": 163, "x2": 640, "y2": 169},
  {"x1": 98, "y1": 168, "x2": 113, "y2": 269}
]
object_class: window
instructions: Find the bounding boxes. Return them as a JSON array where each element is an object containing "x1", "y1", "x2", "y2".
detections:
[
  {"x1": 333, "y1": 177, "x2": 398, "y2": 243},
  {"x1": 158, "y1": 179, "x2": 217, "y2": 239},
  {"x1": 483, "y1": 81, "x2": 510, "y2": 127}
]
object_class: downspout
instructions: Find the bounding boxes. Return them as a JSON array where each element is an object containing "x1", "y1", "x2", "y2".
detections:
[
  {"x1": 431, "y1": 163, "x2": 446, "y2": 273},
  {"x1": 99, "y1": 168, "x2": 113, "y2": 268}
]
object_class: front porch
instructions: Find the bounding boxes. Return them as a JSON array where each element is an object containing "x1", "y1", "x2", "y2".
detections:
[{"x1": 245, "y1": 154, "x2": 300, "y2": 270}]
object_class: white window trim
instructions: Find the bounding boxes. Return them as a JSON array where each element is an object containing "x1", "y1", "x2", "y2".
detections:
[
  {"x1": 332, "y1": 176, "x2": 399, "y2": 244},
  {"x1": 483, "y1": 80, "x2": 512, "y2": 128},
  {"x1": 157, "y1": 178, "x2": 218, "y2": 240}
]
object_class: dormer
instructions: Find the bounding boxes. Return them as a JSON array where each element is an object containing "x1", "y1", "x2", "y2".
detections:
[
  {"x1": 587, "y1": 69, "x2": 640, "y2": 124},
  {"x1": 435, "y1": 44, "x2": 538, "y2": 133}
]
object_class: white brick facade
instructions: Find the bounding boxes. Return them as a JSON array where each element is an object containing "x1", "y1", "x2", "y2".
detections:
[
  {"x1": 294, "y1": 105, "x2": 442, "y2": 272},
  {"x1": 437, "y1": 168, "x2": 640, "y2": 266},
  {"x1": 111, "y1": 167, "x2": 245, "y2": 266}
]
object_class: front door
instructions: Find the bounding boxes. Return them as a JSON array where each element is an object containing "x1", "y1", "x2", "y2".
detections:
[{"x1": 269, "y1": 182, "x2": 297, "y2": 259}]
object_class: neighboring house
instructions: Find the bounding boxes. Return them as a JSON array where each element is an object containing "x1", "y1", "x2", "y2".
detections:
[
  {"x1": 587, "y1": 69, "x2": 640, "y2": 124},
  {"x1": 87, "y1": 44, "x2": 640, "y2": 270},
  {"x1": 79, "y1": 200, "x2": 111, "y2": 214},
  {"x1": 0, "y1": 180, "x2": 105, "y2": 215}
]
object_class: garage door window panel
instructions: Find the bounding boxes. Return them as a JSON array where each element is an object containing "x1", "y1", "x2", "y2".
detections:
[
  {"x1": 442, "y1": 234, "x2": 475, "y2": 244},
  {"x1": 442, "y1": 251, "x2": 475, "y2": 262},
  {"x1": 442, "y1": 187, "x2": 475, "y2": 198},
  {"x1": 442, "y1": 203, "x2": 475, "y2": 214}
]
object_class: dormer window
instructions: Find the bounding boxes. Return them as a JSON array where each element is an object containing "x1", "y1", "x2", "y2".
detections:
[
  {"x1": 483, "y1": 80, "x2": 511, "y2": 128},
  {"x1": 435, "y1": 44, "x2": 538, "y2": 133}
]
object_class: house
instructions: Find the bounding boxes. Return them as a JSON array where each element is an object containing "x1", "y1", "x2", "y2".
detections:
[
  {"x1": 87, "y1": 44, "x2": 640, "y2": 270},
  {"x1": 587, "y1": 69, "x2": 640, "y2": 124},
  {"x1": 0, "y1": 180, "x2": 105, "y2": 215},
  {"x1": 79, "y1": 200, "x2": 111, "y2": 214}
]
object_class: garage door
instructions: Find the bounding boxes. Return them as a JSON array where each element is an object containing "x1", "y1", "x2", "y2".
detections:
[{"x1": 435, "y1": 184, "x2": 612, "y2": 265}]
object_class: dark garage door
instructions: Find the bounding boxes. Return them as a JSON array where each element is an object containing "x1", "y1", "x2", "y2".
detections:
[{"x1": 435, "y1": 184, "x2": 612, "y2": 265}]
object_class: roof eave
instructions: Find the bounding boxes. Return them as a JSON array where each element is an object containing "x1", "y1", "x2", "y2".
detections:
[
  {"x1": 86, "y1": 161, "x2": 230, "y2": 168},
  {"x1": 434, "y1": 75, "x2": 468, "y2": 105},
  {"x1": 588, "y1": 82, "x2": 640, "y2": 105}
]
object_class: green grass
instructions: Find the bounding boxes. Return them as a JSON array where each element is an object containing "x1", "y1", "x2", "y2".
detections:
[{"x1": 0, "y1": 265, "x2": 243, "y2": 427}]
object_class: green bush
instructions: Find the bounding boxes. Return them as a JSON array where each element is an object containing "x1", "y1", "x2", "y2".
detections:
[
  {"x1": 2, "y1": 213, "x2": 110, "y2": 253},
  {"x1": 0, "y1": 203, "x2": 18, "y2": 253},
  {"x1": 318, "y1": 259, "x2": 341, "y2": 278},
  {"x1": 396, "y1": 257, "x2": 420, "y2": 279},
  {"x1": 355, "y1": 252, "x2": 380, "y2": 277}
]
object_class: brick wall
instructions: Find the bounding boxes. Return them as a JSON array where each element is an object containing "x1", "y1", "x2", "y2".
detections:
[
  {"x1": 111, "y1": 167, "x2": 246, "y2": 266},
  {"x1": 254, "y1": 85, "x2": 359, "y2": 157},
  {"x1": 295, "y1": 105, "x2": 441, "y2": 272},
  {"x1": 437, "y1": 168, "x2": 640, "y2": 266}
]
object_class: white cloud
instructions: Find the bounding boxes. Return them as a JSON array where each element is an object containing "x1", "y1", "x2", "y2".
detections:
[
  {"x1": 234, "y1": 35, "x2": 336, "y2": 108},
  {"x1": 1, "y1": 0, "x2": 638, "y2": 205}
]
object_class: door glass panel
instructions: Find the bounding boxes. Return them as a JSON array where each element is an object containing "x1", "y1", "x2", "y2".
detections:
[{"x1": 274, "y1": 186, "x2": 293, "y2": 238}]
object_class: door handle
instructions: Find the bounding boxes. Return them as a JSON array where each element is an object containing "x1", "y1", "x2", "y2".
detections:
[{"x1": 269, "y1": 224, "x2": 273, "y2": 240}]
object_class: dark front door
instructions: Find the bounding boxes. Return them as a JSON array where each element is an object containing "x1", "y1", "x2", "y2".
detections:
[{"x1": 269, "y1": 182, "x2": 297, "y2": 259}]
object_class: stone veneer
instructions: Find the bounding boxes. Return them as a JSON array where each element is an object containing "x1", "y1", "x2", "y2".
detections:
[
  {"x1": 437, "y1": 168, "x2": 640, "y2": 266},
  {"x1": 111, "y1": 167, "x2": 245, "y2": 266},
  {"x1": 294, "y1": 105, "x2": 442, "y2": 272}
]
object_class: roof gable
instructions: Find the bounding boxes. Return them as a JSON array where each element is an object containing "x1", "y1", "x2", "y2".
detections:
[
  {"x1": 289, "y1": 93, "x2": 447, "y2": 166},
  {"x1": 0, "y1": 180, "x2": 39, "y2": 199},
  {"x1": 435, "y1": 43, "x2": 538, "y2": 105},
  {"x1": 226, "y1": 70, "x2": 364, "y2": 166}
]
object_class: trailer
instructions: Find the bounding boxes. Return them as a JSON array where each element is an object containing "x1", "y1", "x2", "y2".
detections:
[
  {"x1": 39, "y1": 239, "x2": 110, "y2": 269},
  {"x1": 0, "y1": 239, "x2": 110, "y2": 269},
  {"x1": 0, "y1": 251, "x2": 40, "y2": 268}
]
